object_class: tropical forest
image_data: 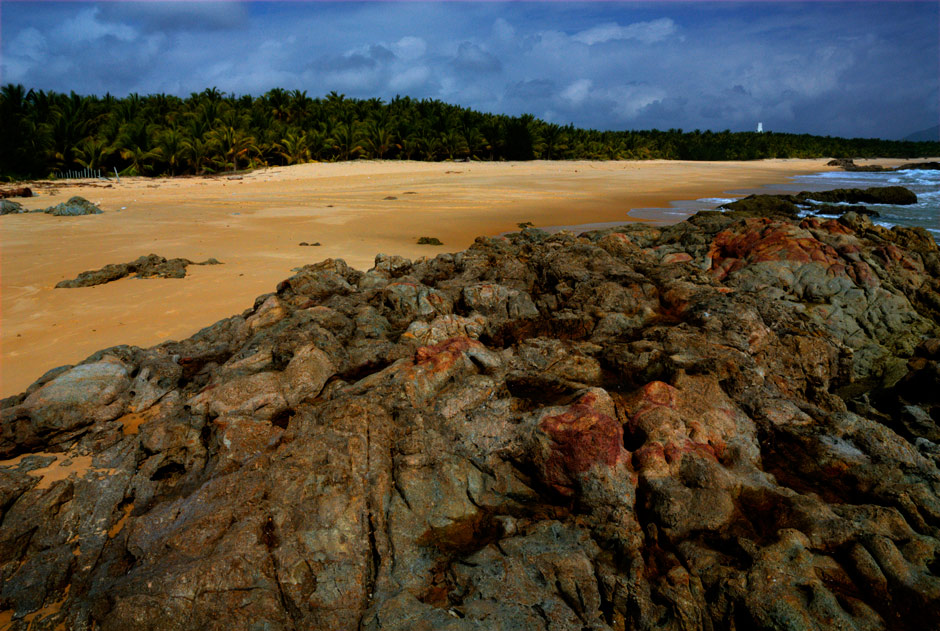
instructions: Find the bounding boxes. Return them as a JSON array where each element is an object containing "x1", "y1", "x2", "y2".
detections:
[{"x1": 2, "y1": 84, "x2": 938, "y2": 180}]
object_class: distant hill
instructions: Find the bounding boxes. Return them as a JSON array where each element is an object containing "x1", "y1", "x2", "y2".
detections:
[{"x1": 903, "y1": 124, "x2": 940, "y2": 142}]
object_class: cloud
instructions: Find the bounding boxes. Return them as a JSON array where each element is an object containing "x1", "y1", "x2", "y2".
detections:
[
  {"x1": 56, "y1": 7, "x2": 137, "y2": 43},
  {"x1": 389, "y1": 66, "x2": 431, "y2": 92},
  {"x1": 573, "y1": 18, "x2": 677, "y2": 45},
  {"x1": 492, "y1": 18, "x2": 516, "y2": 43},
  {"x1": 561, "y1": 79, "x2": 592, "y2": 106},
  {"x1": 391, "y1": 36, "x2": 427, "y2": 61},
  {"x1": 0, "y1": 2, "x2": 935, "y2": 138},
  {"x1": 97, "y1": 2, "x2": 249, "y2": 33},
  {"x1": 453, "y1": 42, "x2": 502, "y2": 74},
  {"x1": 506, "y1": 79, "x2": 556, "y2": 102}
]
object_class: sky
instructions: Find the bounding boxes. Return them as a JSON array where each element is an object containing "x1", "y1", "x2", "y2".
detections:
[{"x1": 1, "y1": 1, "x2": 937, "y2": 139}]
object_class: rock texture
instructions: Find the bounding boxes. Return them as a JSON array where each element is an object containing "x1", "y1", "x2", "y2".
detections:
[
  {"x1": 828, "y1": 158, "x2": 940, "y2": 173},
  {"x1": 55, "y1": 254, "x2": 223, "y2": 288},
  {"x1": 0, "y1": 199, "x2": 25, "y2": 215},
  {"x1": 43, "y1": 196, "x2": 102, "y2": 216},
  {"x1": 0, "y1": 187, "x2": 32, "y2": 200},
  {"x1": 2, "y1": 195, "x2": 940, "y2": 630},
  {"x1": 719, "y1": 186, "x2": 918, "y2": 221}
]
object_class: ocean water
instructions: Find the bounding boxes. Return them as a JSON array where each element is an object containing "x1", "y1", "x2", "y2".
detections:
[
  {"x1": 542, "y1": 167, "x2": 940, "y2": 240},
  {"x1": 787, "y1": 169, "x2": 940, "y2": 240},
  {"x1": 627, "y1": 168, "x2": 939, "y2": 241}
]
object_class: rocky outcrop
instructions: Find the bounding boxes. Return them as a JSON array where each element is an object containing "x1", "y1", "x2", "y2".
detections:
[
  {"x1": 0, "y1": 187, "x2": 33, "y2": 199},
  {"x1": 1, "y1": 199, "x2": 26, "y2": 215},
  {"x1": 897, "y1": 161, "x2": 940, "y2": 171},
  {"x1": 827, "y1": 158, "x2": 891, "y2": 172},
  {"x1": 1, "y1": 201, "x2": 939, "y2": 630},
  {"x1": 55, "y1": 254, "x2": 223, "y2": 288},
  {"x1": 43, "y1": 196, "x2": 102, "y2": 216},
  {"x1": 1, "y1": 195, "x2": 105, "y2": 216},
  {"x1": 719, "y1": 186, "x2": 917, "y2": 221},
  {"x1": 828, "y1": 158, "x2": 940, "y2": 172},
  {"x1": 801, "y1": 187, "x2": 917, "y2": 206}
]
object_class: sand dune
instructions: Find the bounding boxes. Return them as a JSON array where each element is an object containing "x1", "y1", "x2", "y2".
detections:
[{"x1": 1, "y1": 158, "x2": 869, "y2": 396}]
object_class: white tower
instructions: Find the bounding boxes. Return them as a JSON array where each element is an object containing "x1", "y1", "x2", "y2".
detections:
[{"x1": 757, "y1": 122, "x2": 763, "y2": 133}]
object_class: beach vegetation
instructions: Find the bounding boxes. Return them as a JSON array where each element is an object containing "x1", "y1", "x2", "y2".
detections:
[{"x1": 1, "y1": 84, "x2": 938, "y2": 180}]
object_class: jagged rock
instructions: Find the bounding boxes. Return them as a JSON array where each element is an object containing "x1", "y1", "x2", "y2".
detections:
[
  {"x1": 43, "y1": 196, "x2": 103, "y2": 216},
  {"x1": 829, "y1": 158, "x2": 940, "y2": 172},
  {"x1": 826, "y1": 158, "x2": 890, "y2": 172},
  {"x1": 718, "y1": 194, "x2": 803, "y2": 218},
  {"x1": 797, "y1": 187, "x2": 917, "y2": 206},
  {"x1": 1, "y1": 198, "x2": 939, "y2": 630},
  {"x1": 0, "y1": 187, "x2": 32, "y2": 199},
  {"x1": 897, "y1": 161, "x2": 940, "y2": 171},
  {"x1": 55, "y1": 254, "x2": 222, "y2": 288},
  {"x1": 0, "y1": 199, "x2": 25, "y2": 215},
  {"x1": 720, "y1": 187, "x2": 918, "y2": 222}
]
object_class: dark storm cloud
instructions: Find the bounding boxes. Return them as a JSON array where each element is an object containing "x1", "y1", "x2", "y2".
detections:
[
  {"x1": 452, "y1": 42, "x2": 502, "y2": 74},
  {"x1": 506, "y1": 80, "x2": 556, "y2": 102},
  {"x1": 97, "y1": 2, "x2": 250, "y2": 33},
  {"x1": 1, "y1": 1, "x2": 936, "y2": 139}
]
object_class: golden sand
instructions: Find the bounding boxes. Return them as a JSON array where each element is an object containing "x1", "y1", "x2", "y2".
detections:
[{"x1": 2, "y1": 158, "x2": 885, "y2": 397}]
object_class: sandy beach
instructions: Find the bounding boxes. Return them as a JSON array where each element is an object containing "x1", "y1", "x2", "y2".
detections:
[{"x1": 0, "y1": 157, "x2": 887, "y2": 396}]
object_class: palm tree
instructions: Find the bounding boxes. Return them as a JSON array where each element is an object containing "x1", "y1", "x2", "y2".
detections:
[
  {"x1": 329, "y1": 122, "x2": 363, "y2": 161},
  {"x1": 541, "y1": 123, "x2": 569, "y2": 160},
  {"x1": 439, "y1": 129, "x2": 469, "y2": 160},
  {"x1": 74, "y1": 137, "x2": 115, "y2": 171},
  {"x1": 276, "y1": 131, "x2": 311, "y2": 165},
  {"x1": 155, "y1": 127, "x2": 187, "y2": 176},
  {"x1": 182, "y1": 136, "x2": 213, "y2": 175},
  {"x1": 361, "y1": 119, "x2": 397, "y2": 159},
  {"x1": 207, "y1": 125, "x2": 257, "y2": 172},
  {"x1": 461, "y1": 126, "x2": 487, "y2": 159},
  {"x1": 265, "y1": 88, "x2": 290, "y2": 122},
  {"x1": 400, "y1": 133, "x2": 428, "y2": 161}
]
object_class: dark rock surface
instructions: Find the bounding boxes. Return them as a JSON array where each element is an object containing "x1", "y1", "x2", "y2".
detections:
[
  {"x1": 55, "y1": 254, "x2": 223, "y2": 288},
  {"x1": 0, "y1": 187, "x2": 33, "y2": 199},
  {"x1": 1, "y1": 199, "x2": 26, "y2": 215},
  {"x1": 43, "y1": 196, "x2": 103, "y2": 216},
  {"x1": 799, "y1": 187, "x2": 917, "y2": 206},
  {"x1": 896, "y1": 161, "x2": 940, "y2": 171},
  {"x1": 826, "y1": 158, "x2": 891, "y2": 172},
  {"x1": 828, "y1": 158, "x2": 940, "y2": 173},
  {"x1": 720, "y1": 186, "x2": 917, "y2": 222},
  {"x1": 2, "y1": 201, "x2": 940, "y2": 630}
]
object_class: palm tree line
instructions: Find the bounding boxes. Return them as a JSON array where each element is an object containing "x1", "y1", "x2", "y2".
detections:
[{"x1": 1, "y1": 84, "x2": 937, "y2": 180}]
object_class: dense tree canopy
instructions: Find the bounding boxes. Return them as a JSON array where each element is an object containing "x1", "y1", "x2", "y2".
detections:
[{"x1": 2, "y1": 85, "x2": 937, "y2": 180}]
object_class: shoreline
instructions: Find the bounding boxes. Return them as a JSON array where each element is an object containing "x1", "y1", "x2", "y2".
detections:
[{"x1": 0, "y1": 157, "x2": 923, "y2": 397}]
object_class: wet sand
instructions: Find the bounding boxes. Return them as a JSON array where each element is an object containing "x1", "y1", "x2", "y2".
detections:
[{"x1": 1, "y1": 158, "x2": 858, "y2": 396}]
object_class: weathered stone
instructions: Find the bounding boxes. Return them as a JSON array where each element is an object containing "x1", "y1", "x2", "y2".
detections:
[
  {"x1": 43, "y1": 196, "x2": 103, "y2": 216},
  {"x1": 1, "y1": 202, "x2": 939, "y2": 630},
  {"x1": 1, "y1": 199, "x2": 26, "y2": 215},
  {"x1": 0, "y1": 186, "x2": 32, "y2": 199},
  {"x1": 56, "y1": 254, "x2": 222, "y2": 288}
]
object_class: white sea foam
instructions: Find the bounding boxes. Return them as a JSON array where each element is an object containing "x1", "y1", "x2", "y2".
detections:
[
  {"x1": 696, "y1": 197, "x2": 736, "y2": 205},
  {"x1": 790, "y1": 167, "x2": 938, "y2": 243}
]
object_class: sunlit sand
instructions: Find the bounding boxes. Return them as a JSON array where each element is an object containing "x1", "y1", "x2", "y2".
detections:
[{"x1": 3, "y1": 158, "x2": 892, "y2": 396}]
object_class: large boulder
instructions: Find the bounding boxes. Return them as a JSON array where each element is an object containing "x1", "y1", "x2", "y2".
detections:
[
  {"x1": 43, "y1": 196, "x2": 102, "y2": 216},
  {"x1": 797, "y1": 186, "x2": 918, "y2": 206},
  {"x1": 1, "y1": 198, "x2": 939, "y2": 630},
  {"x1": 0, "y1": 186, "x2": 33, "y2": 199},
  {"x1": 0, "y1": 199, "x2": 25, "y2": 215}
]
